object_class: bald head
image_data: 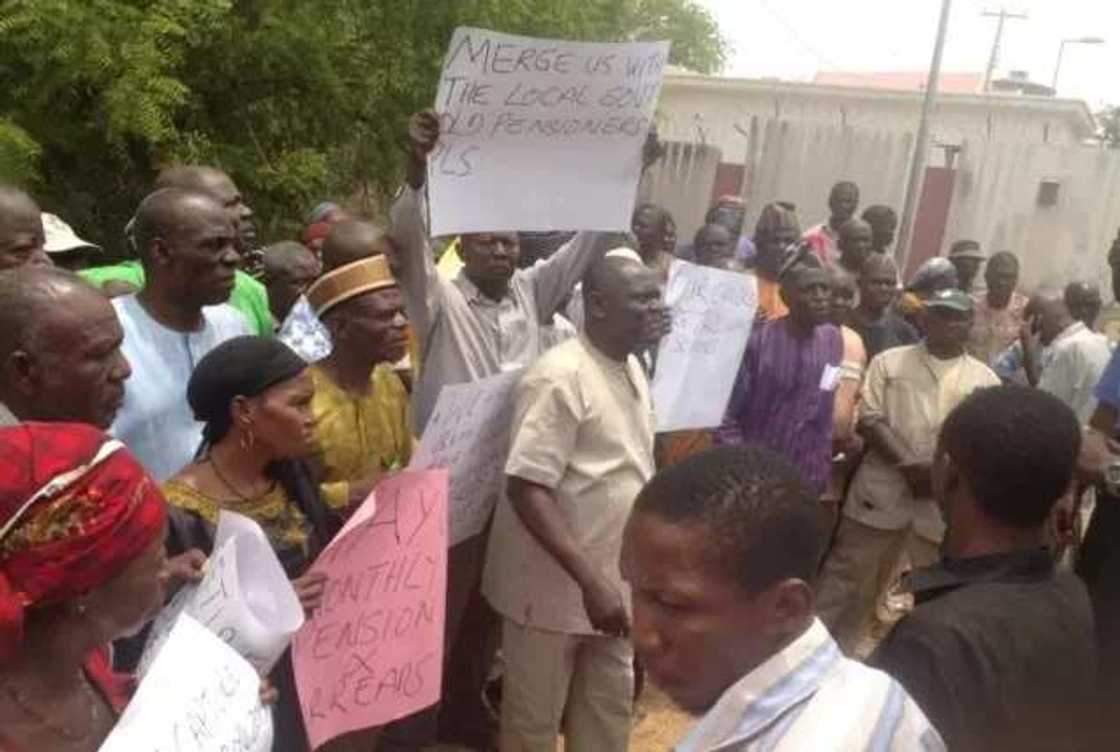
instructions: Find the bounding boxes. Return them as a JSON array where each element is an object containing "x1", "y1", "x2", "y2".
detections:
[
  {"x1": 133, "y1": 188, "x2": 240, "y2": 309},
  {"x1": 134, "y1": 188, "x2": 224, "y2": 260},
  {"x1": 1064, "y1": 281, "x2": 1102, "y2": 329},
  {"x1": 322, "y1": 220, "x2": 395, "y2": 273},
  {"x1": 584, "y1": 256, "x2": 667, "y2": 354},
  {"x1": 263, "y1": 241, "x2": 321, "y2": 321},
  {"x1": 155, "y1": 165, "x2": 255, "y2": 249},
  {"x1": 0, "y1": 266, "x2": 130, "y2": 428},
  {"x1": 1028, "y1": 287, "x2": 1074, "y2": 345},
  {"x1": 0, "y1": 184, "x2": 48, "y2": 270}
]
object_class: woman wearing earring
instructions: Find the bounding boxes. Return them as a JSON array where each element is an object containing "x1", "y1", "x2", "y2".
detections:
[
  {"x1": 0, "y1": 422, "x2": 169, "y2": 751},
  {"x1": 162, "y1": 335, "x2": 334, "y2": 752}
]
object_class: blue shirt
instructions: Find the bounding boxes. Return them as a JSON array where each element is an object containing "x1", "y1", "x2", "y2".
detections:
[{"x1": 1094, "y1": 346, "x2": 1120, "y2": 411}]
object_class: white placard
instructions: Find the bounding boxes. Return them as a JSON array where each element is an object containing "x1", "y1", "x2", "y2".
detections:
[
  {"x1": 139, "y1": 511, "x2": 305, "y2": 676},
  {"x1": 100, "y1": 615, "x2": 272, "y2": 752},
  {"x1": 428, "y1": 26, "x2": 669, "y2": 236},
  {"x1": 410, "y1": 370, "x2": 521, "y2": 545},
  {"x1": 652, "y1": 261, "x2": 758, "y2": 432}
]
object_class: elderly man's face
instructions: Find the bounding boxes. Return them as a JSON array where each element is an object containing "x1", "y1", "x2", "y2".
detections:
[
  {"x1": 0, "y1": 199, "x2": 49, "y2": 270},
  {"x1": 10, "y1": 291, "x2": 131, "y2": 428},
  {"x1": 462, "y1": 232, "x2": 520, "y2": 288},
  {"x1": 162, "y1": 202, "x2": 241, "y2": 308},
  {"x1": 199, "y1": 172, "x2": 256, "y2": 251},
  {"x1": 329, "y1": 287, "x2": 409, "y2": 365}
]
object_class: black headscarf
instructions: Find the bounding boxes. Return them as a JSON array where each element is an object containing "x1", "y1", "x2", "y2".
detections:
[
  {"x1": 188, "y1": 335, "x2": 308, "y2": 446},
  {"x1": 184, "y1": 335, "x2": 338, "y2": 566}
]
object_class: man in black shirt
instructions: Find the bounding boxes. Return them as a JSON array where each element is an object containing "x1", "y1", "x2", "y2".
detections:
[
  {"x1": 846, "y1": 253, "x2": 918, "y2": 359},
  {"x1": 871, "y1": 385, "x2": 1095, "y2": 752}
]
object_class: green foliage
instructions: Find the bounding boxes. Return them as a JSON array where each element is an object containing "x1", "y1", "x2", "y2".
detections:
[
  {"x1": 0, "y1": 0, "x2": 726, "y2": 252},
  {"x1": 0, "y1": 119, "x2": 41, "y2": 186},
  {"x1": 1099, "y1": 106, "x2": 1120, "y2": 150}
]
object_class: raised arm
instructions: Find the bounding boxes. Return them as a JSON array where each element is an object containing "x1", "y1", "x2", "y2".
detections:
[
  {"x1": 388, "y1": 110, "x2": 444, "y2": 340},
  {"x1": 525, "y1": 231, "x2": 617, "y2": 321}
]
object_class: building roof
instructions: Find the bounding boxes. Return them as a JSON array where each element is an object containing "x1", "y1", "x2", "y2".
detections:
[
  {"x1": 662, "y1": 74, "x2": 1097, "y2": 140},
  {"x1": 813, "y1": 71, "x2": 984, "y2": 94}
]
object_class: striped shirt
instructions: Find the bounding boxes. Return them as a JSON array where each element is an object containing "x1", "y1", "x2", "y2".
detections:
[
  {"x1": 675, "y1": 619, "x2": 944, "y2": 752},
  {"x1": 715, "y1": 318, "x2": 843, "y2": 494}
]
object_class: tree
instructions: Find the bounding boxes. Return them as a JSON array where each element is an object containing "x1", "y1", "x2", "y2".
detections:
[
  {"x1": 1098, "y1": 105, "x2": 1120, "y2": 150},
  {"x1": 0, "y1": 0, "x2": 727, "y2": 252}
]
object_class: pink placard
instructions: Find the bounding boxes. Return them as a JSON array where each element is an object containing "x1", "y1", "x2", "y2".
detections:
[{"x1": 293, "y1": 470, "x2": 448, "y2": 749}]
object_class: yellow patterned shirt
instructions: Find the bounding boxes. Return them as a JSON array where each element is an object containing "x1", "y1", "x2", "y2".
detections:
[
  {"x1": 309, "y1": 363, "x2": 414, "y2": 510},
  {"x1": 162, "y1": 479, "x2": 312, "y2": 564}
]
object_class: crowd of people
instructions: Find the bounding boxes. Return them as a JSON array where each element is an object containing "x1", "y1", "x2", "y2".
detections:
[{"x1": 0, "y1": 105, "x2": 1117, "y2": 752}]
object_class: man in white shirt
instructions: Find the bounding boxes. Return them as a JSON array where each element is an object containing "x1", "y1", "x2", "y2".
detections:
[
  {"x1": 484, "y1": 255, "x2": 668, "y2": 752},
  {"x1": 1035, "y1": 287, "x2": 1112, "y2": 423},
  {"x1": 111, "y1": 188, "x2": 250, "y2": 481},
  {"x1": 622, "y1": 445, "x2": 943, "y2": 751}
]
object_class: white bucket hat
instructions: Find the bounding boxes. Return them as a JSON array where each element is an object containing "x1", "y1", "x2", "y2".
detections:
[{"x1": 41, "y1": 212, "x2": 101, "y2": 255}]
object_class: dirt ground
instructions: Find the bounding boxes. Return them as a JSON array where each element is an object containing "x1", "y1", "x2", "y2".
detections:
[
  {"x1": 629, "y1": 684, "x2": 693, "y2": 750},
  {"x1": 428, "y1": 684, "x2": 691, "y2": 752}
]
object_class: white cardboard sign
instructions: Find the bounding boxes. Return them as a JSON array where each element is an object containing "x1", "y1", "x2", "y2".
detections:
[
  {"x1": 428, "y1": 26, "x2": 669, "y2": 236},
  {"x1": 652, "y1": 261, "x2": 758, "y2": 432},
  {"x1": 138, "y1": 511, "x2": 305, "y2": 676},
  {"x1": 100, "y1": 614, "x2": 273, "y2": 752},
  {"x1": 410, "y1": 370, "x2": 521, "y2": 545}
]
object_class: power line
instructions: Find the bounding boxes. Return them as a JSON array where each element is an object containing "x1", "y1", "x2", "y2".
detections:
[
  {"x1": 755, "y1": 0, "x2": 841, "y2": 71},
  {"x1": 980, "y1": 6, "x2": 1028, "y2": 92}
]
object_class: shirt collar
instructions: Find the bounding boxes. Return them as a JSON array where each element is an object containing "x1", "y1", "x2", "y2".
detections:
[
  {"x1": 676, "y1": 619, "x2": 841, "y2": 752},
  {"x1": 1053, "y1": 320, "x2": 1087, "y2": 345},
  {"x1": 902, "y1": 548, "x2": 1055, "y2": 602},
  {"x1": 453, "y1": 269, "x2": 513, "y2": 307}
]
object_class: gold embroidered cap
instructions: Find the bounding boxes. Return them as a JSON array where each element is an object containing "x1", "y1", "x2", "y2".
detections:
[{"x1": 306, "y1": 255, "x2": 397, "y2": 316}]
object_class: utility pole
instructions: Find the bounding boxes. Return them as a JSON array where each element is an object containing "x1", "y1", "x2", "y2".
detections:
[
  {"x1": 896, "y1": 0, "x2": 953, "y2": 273},
  {"x1": 981, "y1": 7, "x2": 1028, "y2": 92}
]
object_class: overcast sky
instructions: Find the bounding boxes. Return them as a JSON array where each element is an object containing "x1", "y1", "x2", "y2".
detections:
[{"x1": 700, "y1": 0, "x2": 1118, "y2": 109}]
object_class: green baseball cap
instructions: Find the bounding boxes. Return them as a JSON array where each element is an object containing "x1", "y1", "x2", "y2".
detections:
[{"x1": 923, "y1": 288, "x2": 973, "y2": 313}]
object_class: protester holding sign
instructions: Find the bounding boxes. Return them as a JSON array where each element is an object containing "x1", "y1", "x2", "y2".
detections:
[
  {"x1": 483, "y1": 255, "x2": 669, "y2": 751},
  {"x1": 164, "y1": 335, "x2": 334, "y2": 752},
  {"x1": 0, "y1": 423, "x2": 168, "y2": 751},
  {"x1": 388, "y1": 108, "x2": 621, "y2": 749}
]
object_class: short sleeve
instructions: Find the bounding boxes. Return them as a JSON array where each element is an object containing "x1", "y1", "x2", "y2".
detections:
[
  {"x1": 1095, "y1": 348, "x2": 1120, "y2": 408},
  {"x1": 859, "y1": 352, "x2": 889, "y2": 423},
  {"x1": 504, "y1": 365, "x2": 582, "y2": 490}
]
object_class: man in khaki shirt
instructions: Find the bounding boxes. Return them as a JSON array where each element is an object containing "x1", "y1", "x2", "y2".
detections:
[
  {"x1": 817, "y1": 289, "x2": 1000, "y2": 653},
  {"x1": 483, "y1": 255, "x2": 669, "y2": 752}
]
